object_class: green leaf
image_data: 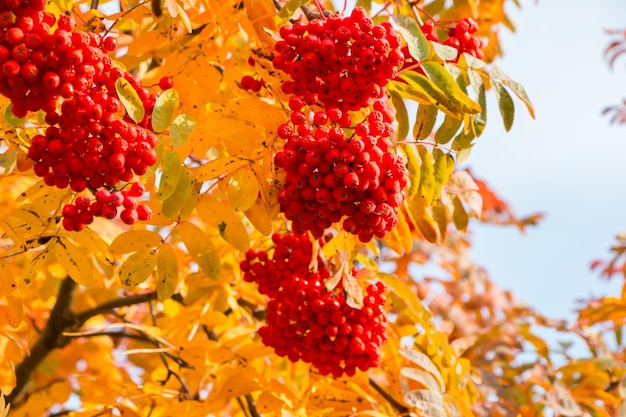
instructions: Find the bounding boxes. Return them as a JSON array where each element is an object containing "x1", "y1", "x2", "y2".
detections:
[
  {"x1": 389, "y1": 89, "x2": 409, "y2": 141},
  {"x1": 4, "y1": 104, "x2": 25, "y2": 126},
  {"x1": 413, "y1": 104, "x2": 438, "y2": 140},
  {"x1": 434, "y1": 115, "x2": 462, "y2": 145},
  {"x1": 432, "y1": 149, "x2": 453, "y2": 203},
  {"x1": 162, "y1": 168, "x2": 192, "y2": 218},
  {"x1": 277, "y1": 0, "x2": 309, "y2": 20},
  {"x1": 451, "y1": 129, "x2": 475, "y2": 153},
  {"x1": 152, "y1": 89, "x2": 179, "y2": 133},
  {"x1": 431, "y1": 42, "x2": 458, "y2": 62},
  {"x1": 170, "y1": 114, "x2": 196, "y2": 146},
  {"x1": 116, "y1": 78, "x2": 145, "y2": 123},
  {"x1": 399, "y1": 72, "x2": 461, "y2": 119},
  {"x1": 467, "y1": 69, "x2": 487, "y2": 136},
  {"x1": 421, "y1": 62, "x2": 481, "y2": 114},
  {"x1": 503, "y1": 78, "x2": 535, "y2": 119},
  {"x1": 157, "y1": 243, "x2": 179, "y2": 300},
  {"x1": 392, "y1": 15, "x2": 430, "y2": 61},
  {"x1": 157, "y1": 150, "x2": 182, "y2": 201},
  {"x1": 493, "y1": 83, "x2": 515, "y2": 132}
]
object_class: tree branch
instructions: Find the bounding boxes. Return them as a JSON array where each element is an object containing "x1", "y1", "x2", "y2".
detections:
[
  {"x1": 368, "y1": 378, "x2": 410, "y2": 415},
  {"x1": 7, "y1": 277, "x2": 77, "y2": 406},
  {"x1": 74, "y1": 291, "x2": 159, "y2": 325},
  {"x1": 151, "y1": 0, "x2": 162, "y2": 17}
]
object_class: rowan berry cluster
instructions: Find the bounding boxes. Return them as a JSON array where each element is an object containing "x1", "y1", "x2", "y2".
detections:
[
  {"x1": 270, "y1": 8, "x2": 409, "y2": 242},
  {"x1": 421, "y1": 17, "x2": 484, "y2": 61},
  {"x1": 240, "y1": 233, "x2": 387, "y2": 377},
  {"x1": 274, "y1": 100, "x2": 408, "y2": 242},
  {"x1": 272, "y1": 7, "x2": 404, "y2": 112},
  {"x1": 0, "y1": 0, "x2": 174, "y2": 230}
]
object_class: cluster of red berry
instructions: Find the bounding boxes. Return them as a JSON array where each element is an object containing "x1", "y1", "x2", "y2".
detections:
[
  {"x1": 411, "y1": 17, "x2": 484, "y2": 64},
  {"x1": 272, "y1": 7, "x2": 403, "y2": 112},
  {"x1": 270, "y1": 8, "x2": 409, "y2": 242},
  {"x1": 240, "y1": 233, "x2": 387, "y2": 377},
  {"x1": 0, "y1": 0, "x2": 174, "y2": 231},
  {"x1": 240, "y1": 56, "x2": 264, "y2": 92}
]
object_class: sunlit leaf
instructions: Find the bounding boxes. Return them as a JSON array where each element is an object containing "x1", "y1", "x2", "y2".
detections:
[
  {"x1": 377, "y1": 272, "x2": 432, "y2": 322},
  {"x1": 422, "y1": 62, "x2": 481, "y2": 114},
  {"x1": 244, "y1": 194, "x2": 273, "y2": 236},
  {"x1": 389, "y1": 89, "x2": 409, "y2": 141},
  {"x1": 157, "y1": 149, "x2": 183, "y2": 201},
  {"x1": 196, "y1": 195, "x2": 250, "y2": 252},
  {"x1": 404, "y1": 390, "x2": 446, "y2": 417},
  {"x1": 178, "y1": 220, "x2": 221, "y2": 279},
  {"x1": 157, "y1": 243, "x2": 179, "y2": 300},
  {"x1": 343, "y1": 272, "x2": 364, "y2": 309},
  {"x1": 393, "y1": 15, "x2": 430, "y2": 61},
  {"x1": 55, "y1": 236, "x2": 93, "y2": 286},
  {"x1": 162, "y1": 168, "x2": 192, "y2": 218},
  {"x1": 119, "y1": 250, "x2": 158, "y2": 287},
  {"x1": 71, "y1": 228, "x2": 115, "y2": 265},
  {"x1": 116, "y1": 78, "x2": 145, "y2": 123},
  {"x1": 229, "y1": 168, "x2": 259, "y2": 212},
  {"x1": 434, "y1": 115, "x2": 462, "y2": 145},
  {"x1": 110, "y1": 230, "x2": 163, "y2": 255},
  {"x1": 151, "y1": 89, "x2": 179, "y2": 133},
  {"x1": 193, "y1": 157, "x2": 248, "y2": 182},
  {"x1": 277, "y1": 0, "x2": 309, "y2": 20},
  {"x1": 399, "y1": 72, "x2": 462, "y2": 118},
  {"x1": 4, "y1": 104, "x2": 25, "y2": 126},
  {"x1": 416, "y1": 145, "x2": 435, "y2": 204},
  {"x1": 399, "y1": 144, "x2": 420, "y2": 200},
  {"x1": 414, "y1": 104, "x2": 438, "y2": 140},
  {"x1": 451, "y1": 196, "x2": 469, "y2": 233},
  {"x1": 493, "y1": 83, "x2": 515, "y2": 132},
  {"x1": 170, "y1": 114, "x2": 196, "y2": 146},
  {"x1": 401, "y1": 367, "x2": 443, "y2": 393},
  {"x1": 400, "y1": 349, "x2": 445, "y2": 391}
]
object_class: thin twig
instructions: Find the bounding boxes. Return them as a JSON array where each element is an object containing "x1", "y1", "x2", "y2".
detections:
[
  {"x1": 368, "y1": 378, "x2": 410, "y2": 415},
  {"x1": 7, "y1": 277, "x2": 77, "y2": 406},
  {"x1": 245, "y1": 394, "x2": 261, "y2": 417},
  {"x1": 74, "y1": 291, "x2": 159, "y2": 325},
  {"x1": 152, "y1": 0, "x2": 162, "y2": 17},
  {"x1": 237, "y1": 397, "x2": 252, "y2": 417}
]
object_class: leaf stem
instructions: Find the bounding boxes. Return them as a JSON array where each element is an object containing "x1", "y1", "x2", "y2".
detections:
[{"x1": 368, "y1": 377, "x2": 410, "y2": 415}]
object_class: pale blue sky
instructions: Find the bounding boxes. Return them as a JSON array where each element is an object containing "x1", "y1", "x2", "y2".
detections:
[{"x1": 467, "y1": 0, "x2": 626, "y2": 324}]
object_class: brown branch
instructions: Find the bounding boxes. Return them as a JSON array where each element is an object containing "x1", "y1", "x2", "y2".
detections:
[
  {"x1": 245, "y1": 394, "x2": 260, "y2": 417},
  {"x1": 151, "y1": 0, "x2": 162, "y2": 16},
  {"x1": 368, "y1": 378, "x2": 410, "y2": 415},
  {"x1": 7, "y1": 277, "x2": 77, "y2": 406},
  {"x1": 74, "y1": 291, "x2": 159, "y2": 325}
]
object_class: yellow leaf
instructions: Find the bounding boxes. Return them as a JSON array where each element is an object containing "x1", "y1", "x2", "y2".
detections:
[
  {"x1": 377, "y1": 272, "x2": 432, "y2": 323},
  {"x1": 170, "y1": 114, "x2": 196, "y2": 147},
  {"x1": 208, "y1": 367, "x2": 263, "y2": 400},
  {"x1": 179, "y1": 180, "x2": 202, "y2": 219},
  {"x1": 15, "y1": 179, "x2": 47, "y2": 202},
  {"x1": 193, "y1": 156, "x2": 248, "y2": 182},
  {"x1": 157, "y1": 243, "x2": 179, "y2": 300},
  {"x1": 151, "y1": 89, "x2": 179, "y2": 133},
  {"x1": 431, "y1": 200, "x2": 448, "y2": 243},
  {"x1": 422, "y1": 62, "x2": 481, "y2": 114},
  {"x1": 343, "y1": 272, "x2": 363, "y2": 309},
  {"x1": 408, "y1": 195, "x2": 440, "y2": 244},
  {"x1": 196, "y1": 195, "x2": 250, "y2": 252},
  {"x1": 433, "y1": 148, "x2": 453, "y2": 203},
  {"x1": 157, "y1": 149, "x2": 183, "y2": 201},
  {"x1": 22, "y1": 249, "x2": 48, "y2": 287},
  {"x1": 110, "y1": 230, "x2": 163, "y2": 255},
  {"x1": 71, "y1": 228, "x2": 115, "y2": 266},
  {"x1": 416, "y1": 145, "x2": 435, "y2": 204},
  {"x1": 0, "y1": 393, "x2": 10, "y2": 417},
  {"x1": 6, "y1": 290, "x2": 23, "y2": 328},
  {"x1": 451, "y1": 196, "x2": 469, "y2": 233},
  {"x1": 178, "y1": 221, "x2": 221, "y2": 279},
  {"x1": 54, "y1": 236, "x2": 94, "y2": 286},
  {"x1": 399, "y1": 349, "x2": 445, "y2": 391},
  {"x1": 119, "y1": 250, "x2": 158, "y2": 287},
  {"x1": 229, "y1": 168, "x2": 259, "y2": 212},
  {"x1": 400, "y1": 143, "x2": 420, "y2": 200},
  {"x1": 0, "y1": 260, "x2": 15, "y2": 298},
  {"x1": 162, "y1": 167, "x2": 192, "y2": 218},
  {"x1": 257, "y1": 390, "x2": 285, "y2": 413},
  {"x1": 0, "y1": 218, "x2": 26, "y2": 252},
  {"x1": 244, "y1": 0, "x2": 278, "y2": 44},
  {"x1": 176, "y1": 3, "x2": 192, "y2": 33},
  {"x1": 116, "y1": 78, "x2": 145, "y2": 123}
]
